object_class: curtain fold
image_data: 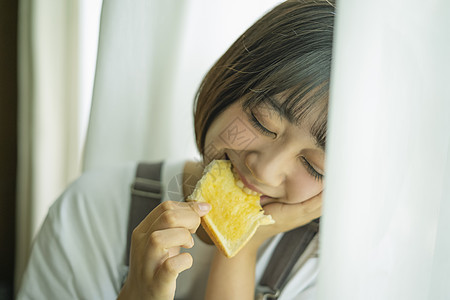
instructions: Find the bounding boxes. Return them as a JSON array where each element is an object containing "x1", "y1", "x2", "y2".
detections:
[
  {"x1": 15, "y1": 0, "x2": 101, "y2": 292},
  {"x1": 318, "y1": 0, "x2": 450, "y2": 299},
  {"x1": 16, "y1": 0, "x2": 81, "y2": 290},
  {"x1": 82, "y1": 0, "x2": 284, "y2": 171},
  {"x1": 83, "y1": 1, "x2": 189, "y2": 170}
]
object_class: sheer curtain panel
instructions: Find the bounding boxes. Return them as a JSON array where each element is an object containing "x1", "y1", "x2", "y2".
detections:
[
  {"x1": 15, "y1": 0, "x2": 101, "y2": 293},
  {"x1": 82, "y1": 0, "x2": 284, "y2": 171},
  {"x1": 318, "y1": 0, "x2": 450, "y2": 299}
]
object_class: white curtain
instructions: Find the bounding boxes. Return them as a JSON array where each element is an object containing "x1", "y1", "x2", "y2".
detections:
[
  {"x1": 318, "y1": 0, "x2": 450, "y2": 299},
  {"x1": 16, "y1": 0, "x2": 101, "y2": 292},
  {"x1": 83, "y1": 0, "x2": 283, "y2": 170}
]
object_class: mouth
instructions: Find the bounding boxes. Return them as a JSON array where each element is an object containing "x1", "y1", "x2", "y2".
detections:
[{"x1": 224, "y1": 153, "x2": 266, "y2": 197}]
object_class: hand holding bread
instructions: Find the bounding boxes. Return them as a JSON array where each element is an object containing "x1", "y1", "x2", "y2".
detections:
[{"x1": 118, "y1": 201, "x2": 211, "y2": 300}]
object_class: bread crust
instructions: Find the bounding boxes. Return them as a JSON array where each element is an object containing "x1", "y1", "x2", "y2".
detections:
[
  {"x1": 200, "y1": 211, "x2": 272, "y2": 258},
  {"x1": 200, "y1": 217, "x2": 232, "y2": 257}
]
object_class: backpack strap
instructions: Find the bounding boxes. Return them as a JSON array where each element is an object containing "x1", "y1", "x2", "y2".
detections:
[
  {"x1": 256, "y1": 219, "x2": 320, "y2": 300},
  {"x1": 125, "y1": 162, "x2": 163, "y2": 266}
]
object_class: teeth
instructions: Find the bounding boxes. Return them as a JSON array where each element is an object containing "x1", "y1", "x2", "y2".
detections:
[
  {"x1": 231, "y1": 166, "x2": 239, "y2": 180},
  {"x1": 243, "y1": 187, "x2": 253, "y2": 195},
  {"x1": 236, "y1": 180, "x2": 244, "y2": 189},
  {"x1": 232, "y1": 167, "x2": 261, "y2": 196}
]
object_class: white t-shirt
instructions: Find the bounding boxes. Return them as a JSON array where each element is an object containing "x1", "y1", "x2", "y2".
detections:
[{"x1": 18, "y1": 160, "x2": 319, "y2": 300}]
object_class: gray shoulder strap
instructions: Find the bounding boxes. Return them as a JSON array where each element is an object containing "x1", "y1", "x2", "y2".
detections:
[
  {"x1": 125, "y1": 162, "x2": 163, "y2": 266},
  {"x1": 256, "y1": 219, "x2": 320, "y2": 299}
]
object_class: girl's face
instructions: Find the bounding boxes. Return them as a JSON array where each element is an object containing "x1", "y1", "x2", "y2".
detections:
[{"x1": 203, "y1": 99, "x2": 325, "y2": 207}]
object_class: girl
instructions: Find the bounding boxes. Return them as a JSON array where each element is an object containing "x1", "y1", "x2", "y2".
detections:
[{"x1": 19, "y1": 0, "x2": 335, "y2": 299}]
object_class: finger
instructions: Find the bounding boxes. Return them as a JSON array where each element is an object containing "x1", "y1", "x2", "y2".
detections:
[
  {"x1": 151, "y1": 205, "x2": 210, "y2": 233},
  {"x1": 299, "y1": 191, "x2": 323, "y2": 214},
  {"x1": 135, "y1": 201, "x2": 186, "y2": 232},
  {"x1": 147, "y1": 228, "x2": 195, "y2": 253},
  {"x1": 156, "y1": 200, "x2": 211, "y2": 217},
  {"x1": 288, "y1": 192, "x2": 322, "y2": 218},
  {"x1": 141, "y1": 201, "x2": 211, "y2": 233},
  {"x1": 129, "y1": 228, "x2": 193, "y2": 284},
  {"x1": 136, "y1": 201, "x2": 211, "y2": 233},
  {"x1": 266, "y1": 192, "x2": 323, "y2": 228},
  {"x1": 153, "y1": 252, "x2": 193, "y2": 285},
  {"x1": 176, "y1": 200, "x2": 212, "y2": 217},
  {"x1": 134, "y1": 201, "x2": 205, "y2": 233},
  {"x1": 189, "y1": 201, "x2": 212, "y2": 217}
]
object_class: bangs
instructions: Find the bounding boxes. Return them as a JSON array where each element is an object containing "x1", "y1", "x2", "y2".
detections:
[
  {"x1": 241, "y1": 56, "x2": 330, "y2": 151},
  {"x1": 243, "y1": 88, "x2": 328, "y2": 150}
]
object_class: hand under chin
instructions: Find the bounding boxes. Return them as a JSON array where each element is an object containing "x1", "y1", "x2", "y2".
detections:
[{"x1": 262, "y1": 199, "x2": 322, "y2": 233}]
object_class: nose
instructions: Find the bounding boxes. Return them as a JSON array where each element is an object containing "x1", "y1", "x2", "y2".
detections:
[{"x1": 245, "y1": 148, "x2": 288, "y2": 187}]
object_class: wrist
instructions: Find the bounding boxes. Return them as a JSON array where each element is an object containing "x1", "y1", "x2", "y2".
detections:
[
  {"x1": 245, "y1": 229, "x2": 275, "y2": 254},
  {"x1": 206, "y1": 247, "x2": 258, "y2": 300},
  {"x1": 230, "y1": 242, "x2": 260, "y2": 262}
]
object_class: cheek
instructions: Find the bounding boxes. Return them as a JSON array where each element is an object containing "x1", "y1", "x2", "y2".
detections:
[
  {"x1": 203, "y1": 120, "x2": 256, "y2": 166},
  {"x1": 208, "y1": 116, "x2": 259, "y2": 153},
  {"x1": 286, "y1": 172, "x2": 323, "y2": 203}
]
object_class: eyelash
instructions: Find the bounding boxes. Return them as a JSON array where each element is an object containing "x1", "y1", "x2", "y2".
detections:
[
  {"x1": 248, "y1": 110, "x2": 323, "y2": 182},
  {"x1": 248, "y1": 111, "x2": 277, "y2": 138},
  {"x1": 300, "y1": 157, "x2": 324, "y2": 182}
]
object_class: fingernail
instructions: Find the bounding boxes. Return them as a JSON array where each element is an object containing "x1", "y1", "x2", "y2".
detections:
[{"x1": 197, "y1": 202, "x2": 211, "y2": 211}]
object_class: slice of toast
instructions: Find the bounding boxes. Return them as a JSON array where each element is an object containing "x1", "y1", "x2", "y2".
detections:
[{"x1": 187, "y1": 160, "x2": 274, "y2": 257}]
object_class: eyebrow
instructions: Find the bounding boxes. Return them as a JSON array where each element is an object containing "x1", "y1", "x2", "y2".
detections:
[
  {"x1": 260, "y1": 95, "x2": 292, "y2": 122},
  {"x1": 260, "y1": 95, "x2": 326, "y2": 152},
  {"x1": 315, "y1": 138, "x2": 325, "y2": 152}
]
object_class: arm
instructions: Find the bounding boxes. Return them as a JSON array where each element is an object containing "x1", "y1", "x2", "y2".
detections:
[{"x1": 205, "y1": 245, "x2": 259, "y2": 300}]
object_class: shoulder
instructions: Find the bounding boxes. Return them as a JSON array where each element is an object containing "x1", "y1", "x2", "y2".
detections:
[
  {"x1": 46, "y1": 162, "x2": 138, "y2": 237},
  {"x1": 63, "y1": 161, "x2": 138, "y2": 202},
  {"x1": 52, "y1": 161, "x2": 137, "y2": 219},
  {"x1": 49, "y1": 160, "x2": 140, "y2": 257},
  {"x1": 19, "y1": 161, "x2": 140, "y2": 299}
]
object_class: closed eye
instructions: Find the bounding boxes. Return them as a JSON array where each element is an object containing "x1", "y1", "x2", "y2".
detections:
[
  {"x1": 248, "y1": 111, "x2": 277, "y2": 138},
  {"x1": 300, "y1": 156, "x2": 324, "y2": 182}
]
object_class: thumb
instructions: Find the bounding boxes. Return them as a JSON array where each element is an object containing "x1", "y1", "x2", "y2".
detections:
[{"x1": 190, "y1": 202, "x2": 212, "y2": 217}]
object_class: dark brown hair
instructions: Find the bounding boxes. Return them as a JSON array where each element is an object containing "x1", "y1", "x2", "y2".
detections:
[{"x1": 194, "y1": 0, "x2": 335, "y2": 155}]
